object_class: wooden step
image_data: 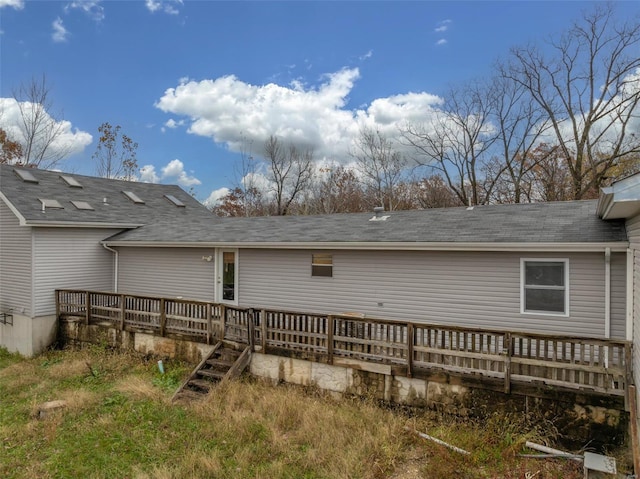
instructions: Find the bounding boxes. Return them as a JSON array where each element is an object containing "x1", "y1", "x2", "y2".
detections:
[
  {"x1": 206, "y1": 358, "x2": 234, "y2": 368},
  {"x1": 187, "y1": 378, "x2": 213, "y2": 391},
  {"x1": 197, "y1": 369, "x2": 226, "y2": 380}
]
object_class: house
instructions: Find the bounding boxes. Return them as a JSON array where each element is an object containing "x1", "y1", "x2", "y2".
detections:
[
  {"x1": 2, "y1": 162, "x2": 638, "y2": 454},
  {"x1": 0, "y1": 163, "x2": 214, "y2": 356}
]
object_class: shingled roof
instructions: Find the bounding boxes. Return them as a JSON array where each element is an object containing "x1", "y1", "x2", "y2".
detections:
[
  {"x1": 105, "y1": 199, "x2": 628, "y2": 247},
  {"x1": 0, "y1": 164, "x2": 213, "y2": 227}
]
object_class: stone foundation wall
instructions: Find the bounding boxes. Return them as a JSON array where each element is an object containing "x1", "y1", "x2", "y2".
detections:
[{"x1": 59, "y1": 318, "x2": 628, "y2": 447}]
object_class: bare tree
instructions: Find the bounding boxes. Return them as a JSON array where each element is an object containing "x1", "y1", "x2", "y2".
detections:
[
  {"x1": 306, "y1": 165, "x2": 368, "y2": 214},
  {"x1": 263, "y1": 136, "x2": 314, "y2": 215},
  {"x1": 351, "y1": 127, "x2": 406, "y2": 211},
  {"x1": 93, "y1": 122, "x2": 138, "y2": 180},
  {"x1": 402, "y1": 81, "x2": 498, "y2": 206},
  {"x1": 12, "y1": 74, "x2": 72, "y2": 169},
  {"x1": 507, "y1": 4, "x2": 640, "y2": 199}
]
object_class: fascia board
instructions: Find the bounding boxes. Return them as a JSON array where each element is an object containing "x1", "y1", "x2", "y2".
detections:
[
  {"x1": 101, "y1": 240, "x2": 629, "y2": 253},
  {"x1": 25, "y1": 221, "x2": 143, "y2": 228}
]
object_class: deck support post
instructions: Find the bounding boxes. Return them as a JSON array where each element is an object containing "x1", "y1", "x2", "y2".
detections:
[
  {"x1": 55, "y1": 290, "x2": 61, "y2": 319},
  {"x1": 407, "y1": 323, "x2": 414, "y2": 378},
  {"x1": 247, "y1": 308, "x2": 256, "y2": 351},
  {"x1": 120, "y1": 294, "x2": 125, "y2": 331},
  {"x1": 206, "y1": 303, "x2": 212, "y2": 345},
  {"x1": 504, "y1": 332, "x2": 512, "y2": 394},
  {"x1": 159, "y1": 298, "x2": 166, "y2": 337},
  {"x1": 625, "y1": 343, "x2": 632, "y2": 411},
  {"x1": 327, "y1": 315, "x2": 334, "y2": 365},
  {"x1": 85, "y1": 291, "x2": 91, "y2": 325}
]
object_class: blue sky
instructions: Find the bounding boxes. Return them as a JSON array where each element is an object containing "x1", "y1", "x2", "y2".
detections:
[{"x1": 1, "y1": 0, "x2": 639, "y2": 205}]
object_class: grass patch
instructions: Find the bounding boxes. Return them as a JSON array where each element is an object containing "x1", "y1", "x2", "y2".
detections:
[{"x1": 0, "y1": 347, "x2": 611, "y2": 478}]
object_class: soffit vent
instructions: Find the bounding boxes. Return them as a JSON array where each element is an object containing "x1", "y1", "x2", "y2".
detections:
[
  {"x1": 14, "y1": 169, "x2": 39, "y2": 183},
  {"x1": 60, "y1": 175, "x2": 83, "y2": 188},
  {"x1": 164, "y1": 194, "x2": 185, "y2": 207},
  {"x1": 122, "y1": 191, "x2": 145, "y2": 204}
]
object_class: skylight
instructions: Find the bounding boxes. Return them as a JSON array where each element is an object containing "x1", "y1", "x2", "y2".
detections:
[
  {"x1": 164, "y1": 194, "x2": 185, "y2": 207},
  {"x1": 122, "y1": 191, "x2": 145, "y2": 204},
  {"x1": 61, "y1": 175, "x2": 83, "y2": 188},
  {"x1": 71, "y1": 200, "x2": 94, "y2": 210},
  {"x1": 39, "y1": 199, "x2": 63, "y2": 210},
  {"x1": 14, "y1": 169, "x2": 39, "y2": 183}
]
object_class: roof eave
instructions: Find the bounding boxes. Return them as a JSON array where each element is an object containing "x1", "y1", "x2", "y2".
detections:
[
  {"x1": 25, "y1": 221, "x2": 143, "y2": 229},
  {"x1": 101, "y1": 240, "x2": 630, "y2": 253}
]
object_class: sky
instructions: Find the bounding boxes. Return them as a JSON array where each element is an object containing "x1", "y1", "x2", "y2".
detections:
[{"x1": 1, "y1": 0, "x2": 639, "y2": 206}]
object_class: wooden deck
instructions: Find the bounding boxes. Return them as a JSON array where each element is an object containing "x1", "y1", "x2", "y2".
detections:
[{"x1": 56, "y1": 289, "x2": 633, "y2": 406}]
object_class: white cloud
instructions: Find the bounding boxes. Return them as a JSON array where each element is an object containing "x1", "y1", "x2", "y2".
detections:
[
  {"x1": 164, "y1": 118, "x2": 184, "y2": 129},
  {"x1": 156, "y1": 67, "x2": 445, "y2": 163},
  {"x1": 140, "y1": 159, "x2": 201, "y2": 187},
  {"x1": 436, "y1": 39, "x2": 447, "y2": 46},
  {"x1": 146, "y1": 0, "x2": 182, "y2": 15},
  {"x1": 52, "y1": 17, "x2": 69, "y2": 43},
  {"x1": 359, "y1": 50, "x2": 373, "y2": 60},
  {"x1": 65, "y1": 1, "x2": 105, "y2": 22},
  {"x1": 0, "y1": 97, "x2": 92, "y2": 162},
  {"x1": 0, "y1": 0, "x2": 23, "y2": 9},
  {"x1": 203, "y1": 187, "x2": 230, "y2": 208}
]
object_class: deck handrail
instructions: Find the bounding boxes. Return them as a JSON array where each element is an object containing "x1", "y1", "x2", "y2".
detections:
[{"x1": 56, "y1": 289, "x2": 632, "y2": 405}]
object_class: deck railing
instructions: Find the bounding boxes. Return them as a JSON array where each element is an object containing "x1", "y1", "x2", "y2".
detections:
[{"x1": 56, "y1": 289, "x2": 632, "y2": 404}]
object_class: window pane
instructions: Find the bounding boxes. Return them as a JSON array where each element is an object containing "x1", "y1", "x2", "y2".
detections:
[
  {"x1": 525, "y1": 262, "x2": 564, "y2": 286},
  {"x1": 525, "y1": 288, "x2": 565, "y2": 313},
  {"x1": 312, "y1": 254, "x2": 332, "y2": 265},
  {"x1": 223, "y1": 252, "x2": 235, "y2": 300},
  {"x1": 312, "y1": 265, "x2": 332, "y2": 277}
]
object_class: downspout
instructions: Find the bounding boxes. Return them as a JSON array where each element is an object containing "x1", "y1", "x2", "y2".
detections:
[
  {"x1": 627, "y1": 248, "x2": 634, "y2": 341},
  {"x1": 102, "y1": 243, "x2": 118, "y2": 292},
  {"x1": 605, "y1": 247, "x2": 611, "y2": 340},
  {"x1": 605, "y1": 247, "x2": 611, "y2": 368}
]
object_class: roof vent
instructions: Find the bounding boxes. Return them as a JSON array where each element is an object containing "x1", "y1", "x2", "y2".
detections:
[
  {"x1": 369, "y1": 206, "x2": 390, "y2": 222},
  {"x1": 39, "y1": 198, "x2": 63, "y2": 212},
  {"x1": 71, "y1": 200, "x2": 94, "y2": 211},
  {"x1": 122, "y1": 191, "x2": 145, "y2": 204},
  {"x1": 14, "y1": 169, "x2": 39, "y2": 183},
  {"x1": 60, "y1": 175, "x2": 83, "y2": 188},
  {"x1": 164, "y1": 194, "x2": 185, "y2": 207}
]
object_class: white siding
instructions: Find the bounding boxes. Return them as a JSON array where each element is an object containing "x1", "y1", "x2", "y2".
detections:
[
  {"x1": 239, "y1": 249, "x2": 623, "y2": 338},
  {"x1": 117, "y1": 247, "x2": 215, "y2": 301},
  {"x1": 0, "y1": 199, "x2": 32, "y2": 316},
  {"x1": 33, "y1": 228, "x2": 120, "y2": 316}
]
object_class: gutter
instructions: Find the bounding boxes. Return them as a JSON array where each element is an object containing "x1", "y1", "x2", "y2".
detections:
[
  {"x1": 100, "y1": 240, "x2": 630, "y2": 253},
  {"x1": 102, "y1": 244, "x2": 119, "y2": 292}
]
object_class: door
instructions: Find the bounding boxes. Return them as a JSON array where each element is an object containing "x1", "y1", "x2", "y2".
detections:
[{"x1": 218, "y1": 249, "x2": 238, "y2": 304}]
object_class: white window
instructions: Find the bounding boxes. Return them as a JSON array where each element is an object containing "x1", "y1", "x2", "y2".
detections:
[
  {"x1": 312, "y1": 254, "x2": 333, "y2": 277},
  {"x1": 521, "y1": 259, "x2": 569, "y2": 316}
]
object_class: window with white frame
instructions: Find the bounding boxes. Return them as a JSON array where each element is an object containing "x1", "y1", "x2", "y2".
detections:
[
  {"x1": 311, "y1": 253, "x2": 333, "y2": 277},
  {"x1": 521, "y1": 259, "x2": 569, "y2": 315}
]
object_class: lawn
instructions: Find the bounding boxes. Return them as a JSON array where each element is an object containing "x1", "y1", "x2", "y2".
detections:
[{"x1": 0, "y1": 346, "x2": 598, "y2": 478}]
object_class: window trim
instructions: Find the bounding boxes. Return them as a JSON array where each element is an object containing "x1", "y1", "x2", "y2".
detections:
[
  {"x1": 520, "y1": 258, "x2": 569, "y2": 317},
  {"x1": 311, "y1": 253, "x2": 333, "y2": 277}
]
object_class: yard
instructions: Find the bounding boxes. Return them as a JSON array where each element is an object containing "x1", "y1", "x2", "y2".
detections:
[{"x1": 0, "y1": 346, "x2": 611, "y2": 478}]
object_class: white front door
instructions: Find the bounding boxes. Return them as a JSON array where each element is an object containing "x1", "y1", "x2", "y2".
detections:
[{"x1": 217, "y1": 249, "x2": 238, "y2": 304}]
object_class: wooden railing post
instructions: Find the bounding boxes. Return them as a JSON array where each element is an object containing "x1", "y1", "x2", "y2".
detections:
[
  {"x1": 206, "y1": 303, "x2": 212, "y2": 345},
  {"x1": 85, "y1": 291, "x2": 91, "y2": 325},
  {"x1": 407, "y1": 323, "x2": 414, "y2": 378},
  {"x1": 327, "y1": 315, "x2": 334, "y2": 365},
  {"x1": 55, "y1": 290, "x2": 61, "y2": 319},
  {"x1": 504, "y1": 332, "x2": 512, "y2": 394},
  {"x1": 625, "y1": 343, "x2": 633, "y2": 411},
  {"x1": 159, "y1": 298, "x2": 166, "y2": 337},
  {"x1": 220, "y1": 305, "x2": 226, "y2": 340},
  {"x1": 248, "y1": 308, "x2": 256, "y2": 351},
  {"x1": 261, "y1": 309, "x2": 267, "y2": 353},
  {"x1": 120, "y1": 294, "x2": 125, "y2": 330}
]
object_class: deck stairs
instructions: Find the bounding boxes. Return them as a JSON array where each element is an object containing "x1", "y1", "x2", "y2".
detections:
[{"x1": 172, "y1": 341, "x2": 251, "y2": 402}]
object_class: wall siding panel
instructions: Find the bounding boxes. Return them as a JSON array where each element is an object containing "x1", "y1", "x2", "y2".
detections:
[
  {"x1": 117, "y1": 247, "x2": 215, "y2": 301},
  {"x1": 33, "y1": 228, "x2": 120, "y2": 316},
  {"x1": 239, "y1": 249, "x2": 621, "y2": 338},
  {"x1": 0, "y1": 200, "x2": 32, "y2": 316},
  {"x1": 627, "y1": 215, "x2": 640, "y2": 439}
]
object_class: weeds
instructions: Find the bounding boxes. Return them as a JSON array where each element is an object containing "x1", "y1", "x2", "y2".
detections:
[{"x1": 0, "y1": 348, "x2": 611, "y2": 478}]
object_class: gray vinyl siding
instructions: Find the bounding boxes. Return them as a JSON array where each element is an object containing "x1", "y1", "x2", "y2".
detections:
[
  {"x1": 627, "y1": 215, "x2": 640, "y2": 428},
  {"x1": 33, "y1": 228, "x2": 120, "y2": 316},
  {"x1": 117, "y1": 247, "x2": 215, "y2": 301},
  {"x1": 238, "y1": 249, "x2": 624, "y2": 339},
  {"x1": 0, "y1": 200, "x2": 32, "y2": 317}
]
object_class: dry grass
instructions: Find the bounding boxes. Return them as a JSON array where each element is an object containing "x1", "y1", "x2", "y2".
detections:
[{"x1": 0, "y1": 346, "x2": 616, "y2": 479}]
